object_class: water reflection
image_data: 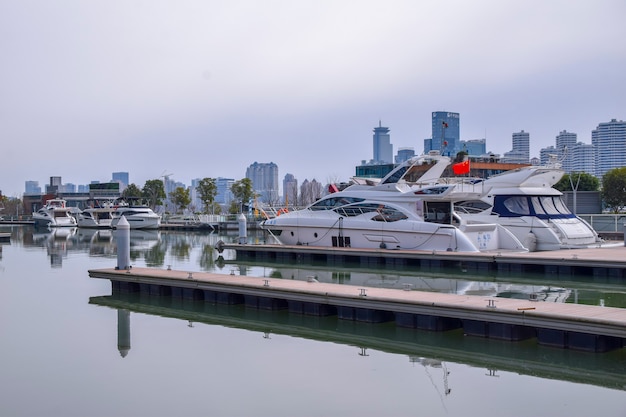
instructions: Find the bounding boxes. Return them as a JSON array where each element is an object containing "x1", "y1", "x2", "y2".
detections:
[
  {"x1": 5, "y1": 225, "x2": 626, "y2": 307},
  {"x1": 89, "y1": 292, "x2": 626, "y2": 392}
]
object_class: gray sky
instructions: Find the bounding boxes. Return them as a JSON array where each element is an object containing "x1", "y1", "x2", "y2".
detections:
[{"x1": 1, "y1": 0, "x2": 625, "y2": 197}]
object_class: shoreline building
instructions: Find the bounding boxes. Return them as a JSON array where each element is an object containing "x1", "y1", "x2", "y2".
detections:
[
  {"x1": 592, "y1": 119, "x2": 626, "y2": 178},
  {"x1": 372, "y1": 121, "x2": 393, "y2": 163}
]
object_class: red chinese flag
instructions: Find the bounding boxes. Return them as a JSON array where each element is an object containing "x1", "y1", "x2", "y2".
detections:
[{"x1": 452, "y1": 160, "x2": 470, "y2": 175}]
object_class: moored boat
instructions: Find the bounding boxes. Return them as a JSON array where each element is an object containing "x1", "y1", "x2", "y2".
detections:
[
  {"x1": 262, "y1": 197, "x2": 525, "y2": 253},
  {"x1": 110, "y1": 205, "x2": 161, "y2": 230},
  {"x1": 33, "y1": 198, "x2": 78, "y2": 228}
]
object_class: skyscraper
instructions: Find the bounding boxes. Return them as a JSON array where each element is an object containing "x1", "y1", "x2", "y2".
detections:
[
  {"x1": 283, "y1": 173, "x2": 298, "y2": 206},
  {"x1": 503, "y1": 130, "x2": 530, "y2": 163},
  {"x1": 555, "y1": 131, "x2": 577, "y2": 172},
  {"x1": 372, "y1": 121, "x2": 393, "y2": 163},
  {"x1": 215, "y1": 177, "x2": 235, "y2": 205},
  {"x1": 246, "y1": 162, "x2": 279, "y2": 204},
  {"x1": 592, "y1": 119, "x2": 626, "y2": 178},
  {"x1": 112, "y1": 172, "x2": 129, "y2": 188},
  {"x1": 429, "y1": 111, "x2": 460, "y2": 156},
  {"x1": 570, "y1": 142, "x2": 595, "y2": 174}
]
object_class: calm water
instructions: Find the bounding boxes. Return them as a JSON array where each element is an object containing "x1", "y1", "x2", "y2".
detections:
[{"x1": 0, "y1": 225, "x2": 625, "y2": 417}]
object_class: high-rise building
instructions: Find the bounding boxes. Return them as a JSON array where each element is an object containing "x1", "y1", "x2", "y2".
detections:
[
  {"x1": 503, "y1": 130, "x2": 530, "y2": 163},
  {"x1": 246, "y1": 162, "x2": 279, "y2": 204},
  {"x1": 215, "y1": 177, "x2": 235, "y2": 205},
  {"x1": 461, "y1": 139, "x2": 486, "y2": 157},
  {"x1": 46, "y1": 176, "x2": 62, "y2": 194},
  {"x1": 395, "y1": 147, "x2": 415, "y2": 164},
  {"x1": 592, "y1": 119, "x2": 626, "y2": 178},
  {"x1": 571, "y1": 142, "x2": 595, "y2": 174},
  {"x1": 540, "y1": 145, "x2": 557, "y2": 166},
  {"x1": 428, "y1": 111, "x2": 460, "y2": 156},
  {"x1": 25, "y1": 181, "x2": 41, "y2": 195},
  {"x1": 372, "y1": 121, "x2": 393, "y2": 163},
  {"x1": 112, "y1": 172, "x2": 129, "y2": 189},
  {"x1": 283, "y1": 173, "x2": 298, "y2": 206},
  {"x1": 555, "y1": 131, "x2": 577, "y2": 172}
]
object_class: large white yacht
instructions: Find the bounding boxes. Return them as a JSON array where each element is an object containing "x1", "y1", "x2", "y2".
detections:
[
  {"x1": 110, "y1": 205, "x2": 161, "y2": 230},
  {"x1": 343, "y1": 152, "x2": 602, "y2": 251},
  {"x1": 32, "y1": 198, "x2": 78, "y2": 228},
  {"x1": 262, "y1": 156, "x2": 526, "y2": 253},
  {"x1": 450, "y1": 163, "x2": 602, "y2": 251}
]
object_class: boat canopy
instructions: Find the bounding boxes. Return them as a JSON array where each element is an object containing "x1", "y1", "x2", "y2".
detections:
[{"x1": 493, "y1": 195, "x2": 576, "y2": 219}]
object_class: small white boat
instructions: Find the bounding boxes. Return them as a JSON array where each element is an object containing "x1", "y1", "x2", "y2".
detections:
[
  {"x1": 111, "y1": 205, "x2": 161, "y2": 230},
  {"x1": 33, "y1": 199, "x2": 78, "y2": 228}
]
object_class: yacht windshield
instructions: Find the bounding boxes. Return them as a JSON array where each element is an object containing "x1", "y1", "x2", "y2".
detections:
[
  {"x1": 333, "y1": 203, "x2": 408, "y2": 222},
  {"x1": 309, "y1": 197, "x2": 365, "y2": 210},
  {"x1": 495, "y1": 195, "x2": 575, "y2": 219}
]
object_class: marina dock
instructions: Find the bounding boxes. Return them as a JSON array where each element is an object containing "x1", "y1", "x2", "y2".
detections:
[
  {"x1": 218, "y1": 241, "x2": 626, "y2": 281},
  {"x1": 89, "y1": 265, "x2": 626, "y2": 352}
]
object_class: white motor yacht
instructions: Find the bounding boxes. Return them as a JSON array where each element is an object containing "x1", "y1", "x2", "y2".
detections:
[
  {"x1": 32, "y1": 198, "x2": 78, "y2": 228},
  {"x1": 110, "y1": 205, "x2": 161, "y2": 230},
  {"x1": 262, "y1": 196, "x2": 525, "y2": 252},
  {"x1": 76, "y1": 201, "x2": 120, "y2": 228},
  {"x1": 449, "y1": 163, "x2": 602, "y2": 251},
  {"x1": 342, "y1": 152, "x2": 602, "y2": 251}
]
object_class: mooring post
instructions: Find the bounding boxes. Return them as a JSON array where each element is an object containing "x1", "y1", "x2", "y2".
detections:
[
  {"x1": 238, "y1": 213, "x2": 247, "y2": 244},
  {"x1": 116, "y1": 216, "x2": 131, "y2": 270}
]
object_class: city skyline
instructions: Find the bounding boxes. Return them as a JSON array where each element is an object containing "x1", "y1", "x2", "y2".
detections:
[
  {"x1": 1, "y1": 1, "x2": 625, "y2": 197},
  {"x1": 11, "y1": 114, "x2": 626, "y2": 198}
]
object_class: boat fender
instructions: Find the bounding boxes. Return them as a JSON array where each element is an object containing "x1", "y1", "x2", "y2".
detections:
[
  {"x1": 523, "y1": 231, "x2": 537, "y2": 252},
  {"x1": 379, "y1": 242, "x2": 387, "y2": 249}
]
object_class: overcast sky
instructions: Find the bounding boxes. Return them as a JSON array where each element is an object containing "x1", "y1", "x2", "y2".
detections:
[{"x1": 1, "y1": 0, "x2": 625, "y2": 197}]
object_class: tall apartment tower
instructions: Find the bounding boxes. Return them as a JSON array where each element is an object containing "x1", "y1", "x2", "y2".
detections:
[
  {"x1": 555, "y1": 131, "x2": 577, "y2": 172},
  {"x1": 246, "y1": 162, "x2": 279, "y2": 204},
  {"x1": 592, "y1": 119, "x2": 626, "y2": 178},
  {"x1": 282, "y1": 173, "x2": 298, "y2": 206},
  {"x1": 512, "y1": 130, "x2": 530, "y2": 163},
  {"x1": 570, "y1": 143, "x2": 595, "y2": 174},
  {"x1": 429, "y1": 111, "x2": 460, "y2": 157},
  {"x1": 215, "y1": 177, "x2": 235, "y2": 205},
  {"x1": 372, "y1": 121, "x2": 393, "y2": 163},
  {"x1": 540, "y1": 145, "x2": 557, "y2": 166}
]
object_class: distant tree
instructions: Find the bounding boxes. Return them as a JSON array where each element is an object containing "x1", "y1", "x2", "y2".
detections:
[
  {"x1": 230, "y1": 178, "x2": 255, "y2": 213},
  {"x1": 122, "y1": 183, "x2": 143, "y2": 199},
  {"x1": 227, "y1": 200, "x2": 240, "y2": 214},
  {"x1": 554, "y1": 172, "x2": 599, "y2": 192},
  {"x1": 601, "y1": 167, "x2": 626, "y2": 213},
  {"x1": 142, "y1": 179, "x2": 166, "y2": 209},
  {"x1": 0, "y1": 196, "x2": 23, "y2": 219},
  {"x1": 454, "y1": 151, "x2": 468, "y2": 163},
  {"x1": 169, "y1": 186, "x2": 191, "y2": 214},
  {"x1": 196, "y1": 177, "x2": 218, "y2": 214}
]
